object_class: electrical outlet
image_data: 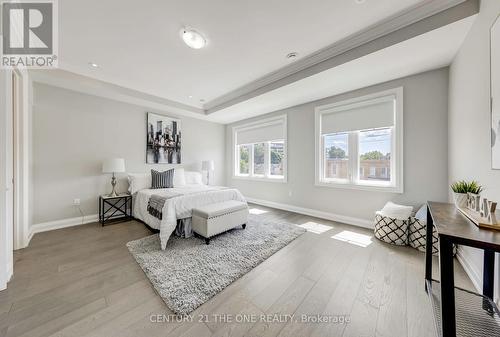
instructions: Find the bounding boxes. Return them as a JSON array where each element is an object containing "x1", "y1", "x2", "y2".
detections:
[
  {"x1": 288, "y1": 190, "x2": 293, "y2": 197},
  {"x1": 73, "y1": 198, "x2": 80, "y2": 206}
]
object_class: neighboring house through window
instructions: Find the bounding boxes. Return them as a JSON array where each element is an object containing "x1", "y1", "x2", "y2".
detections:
[{"x1": 315, "y1": 88, "x2": 403, "y2": 192}]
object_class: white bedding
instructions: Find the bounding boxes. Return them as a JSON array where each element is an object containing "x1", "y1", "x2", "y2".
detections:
[{"x1": 134, "y1": 184, "x2": 246, "y2": 249}]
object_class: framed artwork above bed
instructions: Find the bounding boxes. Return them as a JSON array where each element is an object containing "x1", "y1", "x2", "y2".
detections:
[{"x1": 146, "y1": 112, "x2": 181, "y2": 164}]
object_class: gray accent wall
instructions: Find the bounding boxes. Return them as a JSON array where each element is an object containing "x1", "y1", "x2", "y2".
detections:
[
  {"x1": 226, "y1": 68, "x2": 450, "y2": 222},
  {"x1": 32, "y1": 83, "x2": 226, "y2": 224},
  {"x1": 448, "y1": 0, "x2": 500, "y2": 299}
]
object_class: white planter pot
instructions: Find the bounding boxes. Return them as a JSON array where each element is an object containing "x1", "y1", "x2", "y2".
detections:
[{"x1": 453, "y1": 192, "x2": 468, "y2": 208}]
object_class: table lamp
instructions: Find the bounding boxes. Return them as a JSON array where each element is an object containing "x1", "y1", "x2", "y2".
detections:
[
  {"x1": 102, "y1": 158, "x2": 125, "y2": 197},
  {"x1": 202, "y1": 160, "x2": 215, "y2": 185}
]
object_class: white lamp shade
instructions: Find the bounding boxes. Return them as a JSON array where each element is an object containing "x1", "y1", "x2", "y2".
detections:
[
  {"x1": 102, "y1": 158, "x2": 125, "y2": 173},
  {"x1": 202, "y1": 160, "x2": 215, "y2": 171}
]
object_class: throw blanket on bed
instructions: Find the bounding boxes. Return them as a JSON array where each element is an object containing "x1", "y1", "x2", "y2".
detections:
[{"x1": 147, "y1": 193, "x2": 181, "y2": 220}]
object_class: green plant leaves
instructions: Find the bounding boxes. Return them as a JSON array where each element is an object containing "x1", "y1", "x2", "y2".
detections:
[{"x1": 450, "y1": 180, "x2": 483, "y2": 194}]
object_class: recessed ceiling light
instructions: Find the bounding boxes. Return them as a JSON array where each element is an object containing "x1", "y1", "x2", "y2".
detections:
[
  {"x1": 286, "y1": 52, "x2": 298, "y2": 59},
  {"x1": 188, "y1": 95, "x2": 193, "y2": 99},
  {"x1": 355, "y1": 0, "x2": 366, "y2": 4},
  {"x1": 180, "y1": 28, "x2": 207, "y2": 49},
  {"x1": 88, "y1": 62, "x2": 99, "y2": 68}
]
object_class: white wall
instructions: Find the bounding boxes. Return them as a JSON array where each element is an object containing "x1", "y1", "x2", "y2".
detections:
[
  {"x1": 226, "y1": 68, "x2": 450, "y2": 224},
  {"x1": 448, "y1": 0, "x2": 500, "y2": 300},
  {"x1": 32, "y1": 83, "x2": 225, "y2": 225}
]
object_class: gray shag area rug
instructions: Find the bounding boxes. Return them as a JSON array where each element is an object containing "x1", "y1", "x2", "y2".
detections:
[{"x1": 126, "y1": 215, "x2": 306, "y2": 315}]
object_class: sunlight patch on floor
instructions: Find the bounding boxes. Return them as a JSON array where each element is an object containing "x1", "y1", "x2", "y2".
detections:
[
  {"x1": 249, "y1": 208, "x2": 268, "y2": 215},
  {"x1": 297, "y1": 221, "x2": 332, "y2": 234},
  {"x1": 331, "y1": 230, "x2": 372, "y2": 247}
]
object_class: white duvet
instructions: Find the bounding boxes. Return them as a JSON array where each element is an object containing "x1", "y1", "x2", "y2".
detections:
[{"x1": 134, "y1": 184, "x2": 246, "y2": 249}]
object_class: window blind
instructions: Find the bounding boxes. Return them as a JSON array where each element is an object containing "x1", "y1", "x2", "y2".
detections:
[
  {"x1": 321, "y1": 97, "x2": 395, "y2": 135},
  {"x1": 236, "y1": 120, "x2": 285, "y2": 145}
]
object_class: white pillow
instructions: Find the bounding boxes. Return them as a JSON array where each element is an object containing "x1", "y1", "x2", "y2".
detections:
[
  {"x1": 379, "y1": 201, "x2": 413, "y2": 220},
  {"x1": 414, "y1": 204, "x2": 427, "y2": 223},
  {"x1": 128, "y1": 173, "x2": 151, "y2": 194},
  {"x1": 173, "y1": 168, "x2": 186, "y2": 187},
  {"x1": 185, "y1": 171, "x2": 204, "y2": 185}
]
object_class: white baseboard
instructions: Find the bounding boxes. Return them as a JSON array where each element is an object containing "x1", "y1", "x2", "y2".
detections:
[
  {"x1": 246, "y1": 197, "x2": 373, "y2": 229},
  {"x1": 7, "y1": 260, "x2": 13, "y2": 282},
  {"x1": 1, "y1": 258, "x2": 13, "y2": 291},
  {"x1": 456, "y1": 246, "x2": 482, "y2": 293},
  {"x1": 456, "y1": 248, "x2": 500, "y2": 305},
  {"x1": 28, "y1": 213, "x2": 99, "y2": 245}
]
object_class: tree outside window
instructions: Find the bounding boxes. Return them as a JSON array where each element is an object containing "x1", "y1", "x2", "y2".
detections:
[
  {"x1": 239, "y1": 145, "x2": 250, "y2": 174},
  {"x1": 253, "y1": 143, "x2": 265, "y2": 175}
]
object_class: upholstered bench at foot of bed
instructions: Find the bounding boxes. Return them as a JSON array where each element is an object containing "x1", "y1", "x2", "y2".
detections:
[{"x1": 192, "y1": 200, "x2": 249, "y2": 244}]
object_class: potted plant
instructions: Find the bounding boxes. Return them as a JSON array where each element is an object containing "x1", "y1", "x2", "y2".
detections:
[{"x1": 450, "y1": 180, "x2": 483, "y2": 208}]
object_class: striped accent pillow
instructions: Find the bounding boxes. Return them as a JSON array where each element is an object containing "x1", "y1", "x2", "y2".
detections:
[{"x1": 151, "y1": 169, "x2": 174, "y2": 189}]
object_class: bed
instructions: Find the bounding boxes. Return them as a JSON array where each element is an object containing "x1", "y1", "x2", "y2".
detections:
[{"x1": 130, "y1": 170, "x2": 246, "y2": 249}]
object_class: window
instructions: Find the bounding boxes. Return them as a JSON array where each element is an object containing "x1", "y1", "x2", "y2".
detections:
[
  {"x1": 315, "y1": 88, "x2": 403, "y2": 192},
  {"x1": 323, "y1": 132, "x2": 349, "y2": 180},
  {"x1": 238, "y1": 145, "x2": 250, "y2": 175},
  {"x1": 381, "y1": 167, "x2": 388, "y2": 178},
  {"x1": 270, "y1": 141, "x2": 285, "y2": 176},
  {"x1": 253, "y1": 143, "x2": 265, "y2": 176},
  {"x1": 359, "y1": 128, "x2": 391, "y2": 182},
  {"x1": 369, "y1": 166, "x2": 376, "y2": 177},
  {"x1": 233, "y1": 115, "x2": 287, "y2": 181}
]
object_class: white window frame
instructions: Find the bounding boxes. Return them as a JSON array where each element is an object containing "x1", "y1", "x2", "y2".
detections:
[
  {"x1": 233, "y1": 115, "x2": 287, "y2": 183},
  {"x1": 314, "y1": 88, "x2": 403, "y2": 193}
]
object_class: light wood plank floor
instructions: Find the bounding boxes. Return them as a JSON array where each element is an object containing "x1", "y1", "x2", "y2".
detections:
[{"x1": 0, "y1": 204, "x2": 474, "y2": 337}]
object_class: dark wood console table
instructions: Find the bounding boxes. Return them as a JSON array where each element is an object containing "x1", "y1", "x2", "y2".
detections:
[{"x1": 425, "y1": 201, "x2": 500, "y2": 337}]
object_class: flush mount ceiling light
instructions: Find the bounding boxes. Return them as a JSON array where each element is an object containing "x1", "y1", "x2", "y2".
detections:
[
  {"x1": 88, "y1": 62, "x2": 99, "y2": 68},
  {"x1": 180, "y1": 28, "x2": 207, "y2": 49},
  {"x1": 354, "y1": 0, "x2": 366, "y2": 4}
]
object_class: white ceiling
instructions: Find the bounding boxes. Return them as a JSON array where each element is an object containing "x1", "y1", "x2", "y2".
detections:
[
  {"x1": 208, "y1": 15, "x2": 476, "y2": 123},
  {"x1": 59, "y1": 0, "x2": 427, "y2": 108}
]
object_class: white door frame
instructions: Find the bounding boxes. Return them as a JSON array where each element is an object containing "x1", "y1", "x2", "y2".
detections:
[
  {"x1": 12, "y1": 69, "x2": 31, "y2": 250},
  {"x1": 0, "y1": 69, "x2": 14, "y2": 290},
  {"x1": 0, "y1": 68, "x2": 31, "y2": 291}
]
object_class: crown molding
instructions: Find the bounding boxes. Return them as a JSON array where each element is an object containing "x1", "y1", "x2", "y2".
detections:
[
  {"x1": 205, "y1": 0, "x2": 479, "y2": 113},
  {"x1": 29, "y1": 68, "x2": 209, "y2": 120}
]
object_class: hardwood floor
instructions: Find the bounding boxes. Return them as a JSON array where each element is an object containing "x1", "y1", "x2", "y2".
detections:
[{"x1": 0, "y1": 204, "x2": 474, "y2": 337}]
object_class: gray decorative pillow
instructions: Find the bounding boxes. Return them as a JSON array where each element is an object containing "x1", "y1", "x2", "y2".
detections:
[{"x1": 151, "y1": 169, "x2": 174, "y2": 189}]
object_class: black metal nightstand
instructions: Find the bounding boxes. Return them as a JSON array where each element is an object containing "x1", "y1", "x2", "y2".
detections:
[{"x1": 99, "y1": 194, "x2": 132, "y2": 226}]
